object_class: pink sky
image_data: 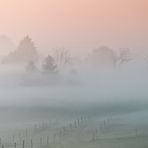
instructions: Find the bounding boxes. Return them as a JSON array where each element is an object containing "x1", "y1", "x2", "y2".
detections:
[{"x1": 0, "y1": 0, "x2": 148, "y2": 55}]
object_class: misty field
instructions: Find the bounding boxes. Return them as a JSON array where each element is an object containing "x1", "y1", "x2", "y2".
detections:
[
  {"x1": 0, "y1": 103, "x2": 148, "y2": 148},
  {"x1": 0, "y1": 0, "x2": 148, "y2": 147}
]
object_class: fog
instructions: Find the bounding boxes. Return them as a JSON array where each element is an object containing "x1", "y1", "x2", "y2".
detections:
[
  {"x1": 0, "y1": 55, "x2": 148, "y2": 108},
  {"x1": 0, "y1": 43, "x2": 148, "y2": 148},
  {"x1": 0, "y1": 0, "x2": 148, "y2": 146}
]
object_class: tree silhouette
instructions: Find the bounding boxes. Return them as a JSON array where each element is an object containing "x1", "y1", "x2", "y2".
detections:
[
  {"x1": 53, "y1": 48, "x2": 72, "y2": 70},
  {"x1": 42, "y1": 55, "x2": 57, "y2": 74},
  {"x1": 26, "y1": 61, "x2": 38, "y2": 73},
  {"x1": 89, "y1": 46, "x2": 116, "y2": 68},
  {"x1": 117, "y1": 48, "x2": 132, "y2": 67},
  {"x1": 2, "y1": 36, "x2": 38, "y2": 64}
]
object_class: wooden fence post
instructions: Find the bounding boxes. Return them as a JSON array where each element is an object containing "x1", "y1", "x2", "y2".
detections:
[
  {"x1": 40, "y1": 137, "x2": 42, "y2": 147},
  {"x1": 31, "y1": 139, "x2": 33, "y2": 148},
  {"x1": 22, "y1": 140, "x2": 25, "y2": 148},
  {"x1": 47, "y1": 136, "x2": 49, "y2": 145}
]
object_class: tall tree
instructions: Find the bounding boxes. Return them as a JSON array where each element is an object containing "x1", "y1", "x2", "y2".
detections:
[{"x1": 3, "y1": 36, "x2": 38, "y2": 64}]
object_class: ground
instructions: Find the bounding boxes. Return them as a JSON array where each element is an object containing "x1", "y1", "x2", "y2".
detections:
[{"x1": 0, "y1": 104, "x2": 148, "y2": 148}]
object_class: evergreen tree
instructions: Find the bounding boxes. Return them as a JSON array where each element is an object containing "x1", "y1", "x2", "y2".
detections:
[{"x1": 3, "y1": 36, "x2": 38, "y2": 64}]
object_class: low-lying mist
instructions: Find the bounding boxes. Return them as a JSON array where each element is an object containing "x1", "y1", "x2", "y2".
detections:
[
  {"x1": 0, "y1": 59, "x2": 148, "y2": 110},
  {"x1": 0, "y1": 44, "x2": 148, "y2": 148}
]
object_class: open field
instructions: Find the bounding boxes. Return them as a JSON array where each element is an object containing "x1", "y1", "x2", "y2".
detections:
[{"x1": 0, "y1": 103, "x2": 148, "y2": 148}]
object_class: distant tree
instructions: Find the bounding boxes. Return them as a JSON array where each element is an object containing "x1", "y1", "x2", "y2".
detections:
[
  {"x1": 117, "y1": 48, "x2": 132, "y2": 67},
  {"x1": 42, "y1": 55, "x2": 57, "y2": 74},
  {"x1": 53, "y1": 48, "x2": 72, "y2": 70},
  {"x1": 26, "y1": 61, "x2": 38, "y2": 73},
  {"x1": 89, "y1": 46, "x2": 117, "y2": 68},
  {"x1": 2, "y1": 36, "x2": 38, "y2": 64},
  {"x1": 21, "y1": 61, "x2": 39, "y2": 86}
]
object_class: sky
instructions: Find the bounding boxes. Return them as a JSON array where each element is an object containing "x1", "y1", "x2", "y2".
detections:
[{"x1": 0, "y1": 0, "x2": 148, "y2": 55}]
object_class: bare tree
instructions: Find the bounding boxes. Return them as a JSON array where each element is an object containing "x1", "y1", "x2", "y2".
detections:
[
  {"x1": 117, "y1": 48, "x2": 132, "y2": 67},
  {"x1": 53, "y1": 48, "x2": 72, "y2": 70}
]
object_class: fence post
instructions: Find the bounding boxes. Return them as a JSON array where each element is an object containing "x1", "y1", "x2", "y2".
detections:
[
  {"x1": 31, "y1": 139, "x2": 33, "y2": 148},
  {"x1": 40, "y1": 137, "x2": 42, "y2": 147},
  {"x1": 14, "y1": 142, "x2": 16, "y2": 148},
  {"x1": 22, "y1": 140, "x2": 25, "y2": 148},
  {"x1": 47, "y1": 136, "x2": 49, "y2": 145}
]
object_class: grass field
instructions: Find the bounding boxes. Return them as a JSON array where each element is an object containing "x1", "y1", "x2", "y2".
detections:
[{"x1": 0, "y1": 103, "x2": 148, "y2": 148}]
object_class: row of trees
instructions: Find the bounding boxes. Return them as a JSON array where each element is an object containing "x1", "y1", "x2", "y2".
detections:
[
  {"x1": 88, "y1": 46, "x2": 131, "y2": 68},
  {"x1": 26, "y1": 55, "x2": 58, "y2": 75},
  {"x1": 1, "y1": 36, "x2": 135, "y2": 85},
  {"x1": 2, "y1": 36, "x2": 132, "y2": 70},
  {"x1": 23, "y1": 46, "x2": 132, "y2": 86},
  {"x1": 23, "y1": 48, "x2": 78, "y2": 86},
  {"x1": 26, "y1": 46, "x2": 132, "y2": 74}
]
